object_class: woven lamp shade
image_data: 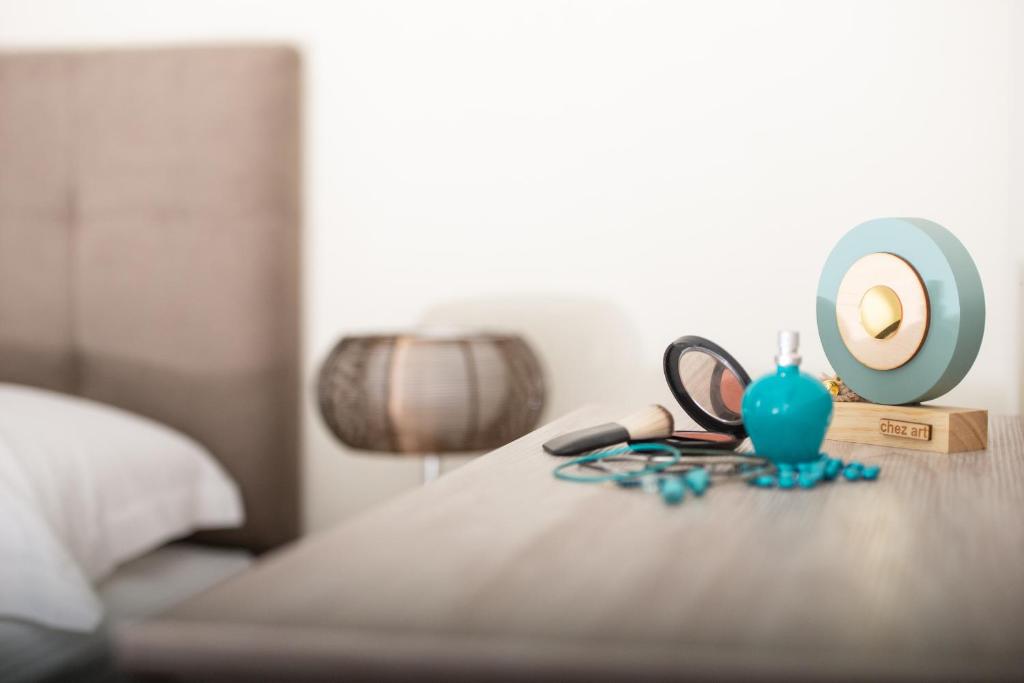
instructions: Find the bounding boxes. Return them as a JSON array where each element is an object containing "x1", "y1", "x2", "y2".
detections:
[{"x1": 317, "y1": 333, "x2": 545, "y2": 454}]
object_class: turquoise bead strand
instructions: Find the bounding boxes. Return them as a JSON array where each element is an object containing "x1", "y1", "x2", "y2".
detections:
[{"x1": 744, "y1": 455, "x2": 881, "y2": 490}]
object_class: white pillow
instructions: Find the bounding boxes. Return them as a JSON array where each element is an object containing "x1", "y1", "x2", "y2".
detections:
[
  {"x1": 0, "y1": 383, "x2": 244, "y2": 583},
  {"x1": 0, "y1": 447, "x2": 102, "y2": 632}
]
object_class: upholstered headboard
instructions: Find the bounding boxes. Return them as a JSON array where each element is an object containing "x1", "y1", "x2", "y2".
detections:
[{"x1": 0, "y1": 46, "x2": 301, "y2": 551}]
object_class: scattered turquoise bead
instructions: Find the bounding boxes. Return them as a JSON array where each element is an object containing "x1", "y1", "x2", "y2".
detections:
[
  {"x1": 862, "y1": 465, "x2": 880, "y2": 480},
  {"x1": 753, "y1": 474, "x2": 776, "y2": 488},
  {"x1": 842, "y1": 463, "x2": 862, "y2": 481},
  {"x1": 684, "y1": 469, "x2": 711, "y2": 496},
  {"x1": 798, "y1": 470, "x2": 821, "y2": 488},
  {"x1": 659, "y1": 477, "x2": 685, "y2": 505},
  {"x1": 778, "y1": 463, "x2": 795, "y2": 473},
  {"x1": 778, "y1": 472, "x2": 796, "y2": 489},
  {"x1": 796, "y1": 460, "x2": 824, "y2": 480},
  {"x1": 824, "y1": 458, "x2": 842, "y2": 480}
]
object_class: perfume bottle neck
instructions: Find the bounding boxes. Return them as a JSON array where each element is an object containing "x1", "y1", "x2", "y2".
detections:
[{"x1": 776, "y1": 363, "x2": 800, "y2": 376}]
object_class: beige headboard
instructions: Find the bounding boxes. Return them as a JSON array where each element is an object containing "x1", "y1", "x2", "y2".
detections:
[{"x1": 0, "y1": 46, "x2": 301, "y2": 551}]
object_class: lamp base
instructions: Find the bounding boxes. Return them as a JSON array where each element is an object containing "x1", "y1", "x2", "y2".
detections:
[
  {"x1": 423, "y1": 455, "x2": 441, "y2": 483},
  {"x1": 826, "y1": 402, "x2": 988, "y2": 453}
]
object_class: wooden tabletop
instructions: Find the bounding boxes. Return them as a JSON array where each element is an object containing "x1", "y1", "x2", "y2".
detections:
[{"x1": 117, "y1": 409, "x2": 1024, "y2": 682}]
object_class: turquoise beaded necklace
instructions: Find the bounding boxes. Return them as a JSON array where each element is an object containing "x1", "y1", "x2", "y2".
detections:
[{"x1": 552, "y1": 443, "x2": 882, "y2": 506}]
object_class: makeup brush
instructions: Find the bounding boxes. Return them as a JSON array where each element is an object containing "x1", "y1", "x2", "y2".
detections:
[{"x1": 543, "y1": 405, "x2": 674, "y2": 456}]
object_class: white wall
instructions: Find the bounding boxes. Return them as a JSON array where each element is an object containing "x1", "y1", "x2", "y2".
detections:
[
  {"x1": 1013, "y1": 1, "x2": 1024, "y2": 431},
  {"x1": 2, "y1": 0, "x2": 1019, "y2": 531}
]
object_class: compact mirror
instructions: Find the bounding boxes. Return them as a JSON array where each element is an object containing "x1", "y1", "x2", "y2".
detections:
[{"x1": 663, "y1": 336, "x2": 751, "y2": 447}]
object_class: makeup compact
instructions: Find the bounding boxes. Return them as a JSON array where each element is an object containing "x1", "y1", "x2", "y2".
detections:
[{"x1": 661, "y1": 336, "x2": 751, "y2": 450}]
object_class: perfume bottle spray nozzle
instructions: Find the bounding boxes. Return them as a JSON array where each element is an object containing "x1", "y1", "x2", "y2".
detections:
[{"x1": 775, "y1": 330, "x2": 801, "y2": 367}]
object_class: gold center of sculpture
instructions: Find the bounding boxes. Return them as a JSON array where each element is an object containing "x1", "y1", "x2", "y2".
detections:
[{"x1": 859, "y1": 285, "x2": 903, "y2": 340}]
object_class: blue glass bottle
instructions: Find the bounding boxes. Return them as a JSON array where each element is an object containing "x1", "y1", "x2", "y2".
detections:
[{"x1": 741, "y1": 331, "x2": 833, "y2": 465}]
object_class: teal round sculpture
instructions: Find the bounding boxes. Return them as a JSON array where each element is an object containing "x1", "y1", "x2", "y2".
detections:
[{"x1": 816, "y1": 218, "x2": 985, "y2": 405}]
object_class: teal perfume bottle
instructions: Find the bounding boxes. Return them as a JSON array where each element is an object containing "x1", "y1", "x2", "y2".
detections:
[{"x1": 741, "y1": 331, "x2": 833, "y2": 464}]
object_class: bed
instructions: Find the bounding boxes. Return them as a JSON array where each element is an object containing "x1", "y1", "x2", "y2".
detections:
[{"x1": 0, "y1": 45, "x2": 301, "y2": 682}]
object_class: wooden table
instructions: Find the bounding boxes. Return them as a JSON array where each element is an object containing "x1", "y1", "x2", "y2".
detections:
[{"x1": 116, "y1": 409, "x2": 1024, "y2": 681}]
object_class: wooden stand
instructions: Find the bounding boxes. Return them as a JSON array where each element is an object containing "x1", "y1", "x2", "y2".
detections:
[{"x1": 826, "y1": 402, "x2": 988, "y2": 453}]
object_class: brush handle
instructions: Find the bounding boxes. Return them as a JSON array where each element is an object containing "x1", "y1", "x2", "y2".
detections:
[{"x1": 543, "y1": 423, "x2": 630, "y2": 456}]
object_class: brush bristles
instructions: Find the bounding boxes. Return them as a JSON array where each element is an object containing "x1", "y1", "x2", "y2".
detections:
[{"x1": 618, "y1": 404, "x2": 674, "y2": 440}]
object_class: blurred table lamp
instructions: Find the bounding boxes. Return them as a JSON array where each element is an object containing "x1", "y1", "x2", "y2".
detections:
[{"x1": 318, "y1": 332, "x2": 545, "y2": 481}]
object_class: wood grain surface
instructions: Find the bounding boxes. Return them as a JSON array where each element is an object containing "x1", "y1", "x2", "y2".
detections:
[{"x1": 117, "y1": 408, "x2": 1024, "y2": 682}]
